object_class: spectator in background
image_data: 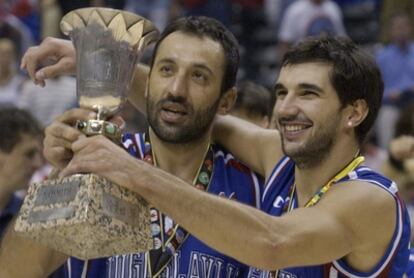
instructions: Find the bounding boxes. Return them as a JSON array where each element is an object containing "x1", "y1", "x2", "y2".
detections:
[
  {"x1": 0, "y1": 3, "x2": 35, "y2": 58},
  {"x1": 360, "y1": 131, "x2": 388, "y2": 173},
  {"x1": 380, "y1": 0, "x2": 414, "y2": 43},
  {"x1": 181, "y1": 0, "x2": 233, "y2": 26},
  {"x1": 381, "y1": 102, "x2": 414, "y2": 189},
  {"x1": 124, "y1": 0, "x2": 173, "y2": 31},
  {"x1": 0, "y1": 38, "x2": 26, "y2": 106},
  {"x1": 18, "y1": 75, "x2": 77, "y2": 127},
  {"x1": 375, "y1": 12, "x2": 414, "y2": 149},
  {"x1": 41, "y1": 0, "x2": 63, "y2": 39},
  {"x1": 230, "y1": 80, "x2": 274, "y2": 128},
  {"x1": 380, "y1": 103, "x2": 414, "y2": 278},
  {"x1": 277, "y1": 0, "x2": 346, "y2": 62},
  {"x1": 0, "y1": 107, "x2": 43, "y2": 238},
  {"x1": 6, "y1": 0, "x2": 41, "y2": 43}
]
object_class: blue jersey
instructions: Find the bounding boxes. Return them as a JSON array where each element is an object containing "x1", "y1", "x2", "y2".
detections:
[
  {"x1": 63, "y1": 132, "x2": 262, "y2": 278},
  {"x1": 405, "y1": 248, "x2": 414, "y2": 277},
  {"x1": 247, "y1": 156, "x2": 411, "y2": 278}
]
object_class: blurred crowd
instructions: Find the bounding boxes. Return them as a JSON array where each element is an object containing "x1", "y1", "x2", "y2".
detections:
[{"x1": 0, "y1": 0, "x2": 414, "y2": 271}]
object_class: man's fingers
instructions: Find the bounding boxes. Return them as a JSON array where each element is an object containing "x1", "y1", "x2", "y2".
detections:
[
  {"x1": 21, "y1": 46, "x2": 42, "y2": 81},
  {"x1": 71, "y1": 135, "x2": 107, "y2": 153},
  {"x1": 54, "y1": 108, "x2": 97, "y2": 124},
  {"x1": 43, "y1": 146, "x2": 73, "y2": 169},
  {"x1": 21, "y1": 37, "x2": 75, "y2": 86},
  {"x1": 44, "y1": 134, "x2": 74, "y2": 150},
  {"x1": 59, "y1": 156, "x2": 94, "y2": 178},
  {"x1": 46, "y1": 122, "x2": 83, "y2": 143},
  {"x1": 35, "y1": 57, "x2": 75, "y2": 81}
]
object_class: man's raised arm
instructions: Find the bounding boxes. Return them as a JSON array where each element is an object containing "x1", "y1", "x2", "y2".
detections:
[
  {"x1": 213, "y1": 115, "x2": 284, "y2": 177},
  {"x1": 21, "y1": 37, "x2": 150, "y2": 113}
]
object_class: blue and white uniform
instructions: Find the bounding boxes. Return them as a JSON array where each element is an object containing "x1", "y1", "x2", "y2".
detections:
[
  {"x1": 247, "y1": 156, "x2": 411, "y2": 278},
  {"x1": 63, "y1": 132, "x2": 262, "y2": 278}
]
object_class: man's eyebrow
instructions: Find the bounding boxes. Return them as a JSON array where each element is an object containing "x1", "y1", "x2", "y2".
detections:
[
  {"x1": 274, "y1": 83, "x2": 285, "y2": 92},
  {"x1": 297, "y1": 83, "x2": 323, "y2": 93},
  {"x1": 156, "y1": 58, "x2": 175, "y2": 65},
  {"x1": 273, "y1": 83, "x2": 324, "y2": 94},
  {"x1": 156, "y1": 58, "x2": 215, "y2": 77},
  {"x1": 192, "y1": 63, "x2": 214, "y2": 76}
]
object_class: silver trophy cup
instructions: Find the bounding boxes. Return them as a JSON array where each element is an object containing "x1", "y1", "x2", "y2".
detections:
[{"x1": 15, "y1": 8, "x2": 159, "y2": 259}]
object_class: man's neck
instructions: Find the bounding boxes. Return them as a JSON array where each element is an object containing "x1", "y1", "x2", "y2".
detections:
[
  {"x1": 294, "y1": 140, "x2": 360, "y2": 207},
  {"x1": 148, "y1": 129, "x2": 212, "y2": 184}
]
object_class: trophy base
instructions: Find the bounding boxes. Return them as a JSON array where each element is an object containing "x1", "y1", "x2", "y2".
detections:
[{"x1": 15, "y1": 173, "x2": 153, "y2": 260}]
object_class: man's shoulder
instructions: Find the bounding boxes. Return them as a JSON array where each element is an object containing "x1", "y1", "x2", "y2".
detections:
[{"x1": 324, "y1": 176, "x2": 398, "y2": 221}]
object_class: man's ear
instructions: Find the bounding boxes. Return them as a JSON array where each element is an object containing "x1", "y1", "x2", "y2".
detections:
[
  {"x1": 217, "y1": 87, "x2": 237, "y2": 115},
  {"x1": 345, "y1": 99, "x2": 369, "y2": 128}
]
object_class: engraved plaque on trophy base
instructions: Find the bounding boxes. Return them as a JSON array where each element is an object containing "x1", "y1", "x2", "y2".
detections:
[{"x1": 15, "y1": 174, "x2": 153, "y2": 259}]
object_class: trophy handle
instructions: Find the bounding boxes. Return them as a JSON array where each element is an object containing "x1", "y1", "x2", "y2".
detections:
[{"x1": 76, "y1": 119, "x2": 122, "y2": 143}]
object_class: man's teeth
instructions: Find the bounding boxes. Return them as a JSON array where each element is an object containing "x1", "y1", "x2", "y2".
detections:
[
  {"x1": 285, "y1": 125, "x2": 307, "y2": 132},
  {"x1": 165, "y1": 109, "x2": 184, "y2": 114}
]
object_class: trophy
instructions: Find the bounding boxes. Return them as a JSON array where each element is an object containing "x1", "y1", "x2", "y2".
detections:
[{"x1": 15, "y1": 8, "x2": 159, "y2": 259}]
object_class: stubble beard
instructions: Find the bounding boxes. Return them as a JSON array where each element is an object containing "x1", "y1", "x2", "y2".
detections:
[
  {"x1": 147, "y1": 95, "x2": 220, "y2": 144},
  {"x1": 281, "y1": 122, "x2": 338, "y2": 169}
]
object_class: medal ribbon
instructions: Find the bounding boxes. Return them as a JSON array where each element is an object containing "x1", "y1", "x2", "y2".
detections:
[{"x1": 142, "y1": 133, "x2": 214, "y2": 277}]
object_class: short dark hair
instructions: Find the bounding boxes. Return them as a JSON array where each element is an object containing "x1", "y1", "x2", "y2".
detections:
[
  {"x1": 150, "y1": 16, "x2": 240, "y2": 95},
  {"x1": 281, "y1": 36, "x2": 384, "y2": 144},
  {"x1": 234, "y1": 80, "x2": 274, "y2": 118},
  {"x1": 0, "y1": 107, "x2": 42, "y2": 153}
]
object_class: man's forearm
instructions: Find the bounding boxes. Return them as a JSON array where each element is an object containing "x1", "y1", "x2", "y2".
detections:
[{"x1": 127, "y1": 160, "x2": 281, "y2": 270}]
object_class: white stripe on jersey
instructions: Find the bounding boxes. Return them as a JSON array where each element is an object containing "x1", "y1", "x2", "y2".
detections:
[
  {"x1": 329, "y1": 266, "x2": 339, "y2": 278},
  {"x1": 263, "y1": 157, "x2": 290, "y2": 202},
  {"x1": 81, "y1": 260, "x2": 88, "y2": 278},
  {"x1": 67, "y1": 258, "x2": 72, "y2": 278},
  {"x1": 250, "y1": 170, "x2": 261, "y2": 209},
  {"x1": 135, "y1": 133, "x2": 144, "y2": 159}
]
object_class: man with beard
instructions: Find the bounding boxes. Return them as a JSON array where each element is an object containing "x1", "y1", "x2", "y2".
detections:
[
  {"x1": 0, "y1": 17, "x2": 262, "y2": 277},
  {"x1": 11, "y1": 35, "x2": 411, "y2": 275}
]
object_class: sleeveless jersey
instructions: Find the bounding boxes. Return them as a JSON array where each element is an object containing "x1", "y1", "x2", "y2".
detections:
[
  {"x1": 247, "y1": 156, "x2": 411, "y2": 278},
  {"x1": 63, "y1": 132, "x2": 263, "y2": 278}
]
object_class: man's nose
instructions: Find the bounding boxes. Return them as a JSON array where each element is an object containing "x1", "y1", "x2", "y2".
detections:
[
  {"x1": 276, "y1": 93, "x2": 299, "y2": 118},
  {"x1": 168, "y1": 73, "x2": 188, "y2": 98}
]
